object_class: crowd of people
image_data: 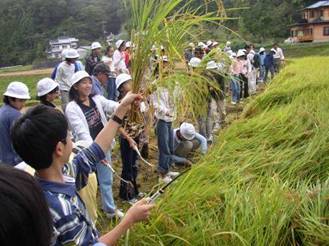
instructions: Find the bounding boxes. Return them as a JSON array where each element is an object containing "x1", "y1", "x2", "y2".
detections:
[{"x1": 0, "y1": 39, "x2": 285, "y2": 245}]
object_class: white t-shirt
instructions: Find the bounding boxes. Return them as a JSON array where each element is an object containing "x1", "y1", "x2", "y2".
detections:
[
  {"x1": 55, "y1": 61, "x2": 76, "y2": 91},
  {"x1": 112, "y1": 50, "x2": 127, "y2": 72}
]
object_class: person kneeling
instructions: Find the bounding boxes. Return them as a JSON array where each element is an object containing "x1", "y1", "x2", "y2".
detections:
[{"x1": 173, "y1": 122, "x2": 208, "y2": 165}]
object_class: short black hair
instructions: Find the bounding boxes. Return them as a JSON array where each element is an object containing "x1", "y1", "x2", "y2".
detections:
[
  {"x1": 0, "y1": 165, "x2": 52, "y2": 246},
  {"x1": 93, "y1": 63, "x2": 110, "y2": 76},
  {"x1": 3, "y1": 96, "x2": 10, "y2": 104},
  {"x1": 11, "y1": 105, "x2": 68, "y2": 170}
]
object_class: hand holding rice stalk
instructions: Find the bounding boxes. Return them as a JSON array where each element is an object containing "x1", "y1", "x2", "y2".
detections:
[{"x1": 124, "y1": 0, "x2": 229, "y2": 121}]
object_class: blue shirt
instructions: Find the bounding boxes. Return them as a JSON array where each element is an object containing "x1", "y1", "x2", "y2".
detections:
[
  {"x1": 0, "y1": 104, "x2": 22, "y2": 165},
  {"x1": 37, "y1": 143, "x2": 105, "y2": 246},
  {"x1": 91, "y1": 76, "x2": 117, "y2": 101}
]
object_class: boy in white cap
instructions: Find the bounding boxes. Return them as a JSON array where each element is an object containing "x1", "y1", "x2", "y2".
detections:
[
  {"x1": 0, "y1": 82, "x2": 30, "y2": 166},
  {"x1": 55, "y1": 48, "x2": 80, "y2": 112},
  {"x1": 37, "y1": 78, "x2": 59, "y2": 108},
  {"x1": 85, "y1": 42, "x2": 102, "y2": 75},
  {"x1": 173, "y1": 122, "x2": 207, "y2": 162}
]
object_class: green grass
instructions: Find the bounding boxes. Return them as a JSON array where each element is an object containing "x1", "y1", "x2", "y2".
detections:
[
  {"x1": 0, "y1": 65, "x2": 33, "y2": 73},
  {"x1": 0, "y1": 74, "x2": 45, "y2": 106},
  {"x1": 128, "y1": 57, "x2": 329, "y2": 245},
  {"x1": 283, "y1": 42, "x2": 329, "y2": 59}
]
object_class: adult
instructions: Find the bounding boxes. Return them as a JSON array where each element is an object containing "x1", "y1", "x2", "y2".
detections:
[
  {"x1": 273, "y1": 43, "x2": 285, "y2": 73},
  {"x1": 11, "y1": 95, "x2": 153, "y2": 246},
  {"x1": 65, "y1": 71, "x2": 123, "y2": 219},
  {"x1": 173, "y1": 122, "x2": 207, "y2": 162},
  {"x1": 230, "y1": 52, "x2": 241, "y2": 104},
  {"x1": 184, "y1": 43, "x2": 195, "y2": 65},
  {"x1": 237, "y1": 50, "x2": 249, "y2": 100},
  {"x1": 258, "y1": 47, "x2": 266, "y2": 83},
  {"x1": 55, "y1": 48, "x2": 80, "y2": 112},
  {"x1": 86, "y1": 42, "x2": 102, "y2": 75},
  {"x1": 247, "y1": 46, "x2": 258, "y2": 95},
  {"x1": 113, "y1": 40, "x2": 128, "y2": 74},
  {"x1": 0, "y1": 82, "x2": 30, "y2": 166},
  {"x1": 91, "y1": 63, "x2": 117, "y2": 101},
  {"x1": 37, "y1": 78, "x2": 59, "y2": 108},
  {"x1": 264, "y1": 49, "x2": 276, "y2": 82}
]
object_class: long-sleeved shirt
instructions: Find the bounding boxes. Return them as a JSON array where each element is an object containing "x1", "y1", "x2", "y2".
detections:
[
  {"x1": 0, "y1": 104, "x2": 22, "y2": 166},
  {"x1": 173, "y1": 128, "x2": 208, "y2": 154},
  {"x1": 259, "y1": 53, "x2": 266, "y2": 66},
  {"x1": 55, "y1": 61, "x2": 76, "y2": 91},
  {"x1": 151, "y1": 87, "x2": 176, "y2": 122},
  {"x1": 273, "y1": 47, "x2": 285, "y2": 60},
  {"x1": 37, "y1": 143, "x2": 105, "y2": 246},
  {"x1": 113, "y1": 50, "x2": 128, "y2": 73}
]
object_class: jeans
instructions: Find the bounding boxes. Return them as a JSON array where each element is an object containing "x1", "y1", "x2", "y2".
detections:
[
  {"x1": 156, "y1": 119, "x2": 174, "y2": 174},
  {"x1": 265, "y1": 66, "x2": 275, "y2": 82},
  {"x1": 230, "y1": 76, "x2": 240, "y2": 103},
  {"x1": 96, "y1": 152, "x2": 116, "y2": 213},
  {"x1": 240, "y1": 74, "x2": 249, "y2": 99},
  {"x1": 107, "y1": 77, "x2": 117, "y2": 101},
  {"x1": 259, "y1": 65, "x2": 266, "y2": 82},
  {"x1": 119, "y1": 137, "x2": 139, "y2": 201}
]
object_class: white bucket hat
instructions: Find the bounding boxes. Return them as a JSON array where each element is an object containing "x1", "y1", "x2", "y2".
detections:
[
  {"x1": 180, "y1": 122, "x2": 196, "y2": 140},
  {"x1": 206, "y1": 61, "x2": 218, "y2": 70},
  {"x1": 126, "y1": 41, "x2": 132, "y2": 48},
  {"x1": 188, "y1": 57, "x2": 202, "y2": 68},
  {"x1": 206, "y1": 40, "x2": 213, "y2": 47},
  {"x1": 4, "y1": 82, "x2": 30, "y2": 99},
  {"x1": 116, "y1": 73, "x2": 132, "y2": 90},
  {"x1": 70, "y1": 71, "x2": 91, "y2": 88},
  {"x1": 259, "y1": 47, "x2": 265, "y2": 53},
  {"x1": 91, "y1": 42, "x2": 102, "y2": 50},
  {"x1": 37, "y1": 78, "x2": 59, "y2": 97},
  {"x1": 65, "y1": 49, "x2": 80, "y2": 59},
  {"x1": 116, "y1": 40, "x2": 125, "y2": 49},
  {"x1": 198, "y1": 42, "x2": 207, "y2": 49},
  {"x1": 161, "y1": 56, "x2": 169, "y2": 62},
  {"x1": 237, "y1": 50, "x2": 245, "y2": 57},
  {"x1": 226, "y1": 41, "x2": 231, "y2": 46}
]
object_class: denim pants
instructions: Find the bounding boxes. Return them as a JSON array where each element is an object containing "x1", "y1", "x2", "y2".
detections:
[
  {"x1": 119, "y1": 136, "x2": 139, "y2": 201},
  {"x1": 230, "y1": 76, "x2": 240, "y2": 103},
  {"x1": 265, "y1": 66, "x2": 275, "y2": 82},
  {"x1": 96, "y1": 152, "x2": 116, "y2": 213},
  {"x1": 259, "y1": 65, "x2": 266, "y2": 82},
  {"x1": 156, "y1": 119, "x2": 174, "y2": 174},
  {"x1": 239, "y1": 74, "x2": 249, "y2": 99}
]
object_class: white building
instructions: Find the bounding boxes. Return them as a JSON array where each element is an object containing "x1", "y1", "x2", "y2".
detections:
[{"x1": 47, "y1": 36, "x2": 79, "y2": 59}]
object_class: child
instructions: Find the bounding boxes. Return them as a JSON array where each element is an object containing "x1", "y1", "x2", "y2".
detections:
[
  {"x1": 11, "y1": 93, "x2": 153, "y2": 246},
  {"x1": 0, "y1": 82, "x2": 30, "y2": 166},
  {"x1": 37, "y1": 78, "x2": 59, "y2": 108}
]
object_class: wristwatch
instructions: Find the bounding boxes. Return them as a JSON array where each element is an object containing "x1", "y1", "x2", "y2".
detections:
[{"x1": 111, "y1": 115, "x2": 123, "y2": 125}]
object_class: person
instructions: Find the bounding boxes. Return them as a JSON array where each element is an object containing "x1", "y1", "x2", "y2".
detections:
[
  {"x1": 91, "y1": 63, "x2": 116, "y2": 101},
  {"x1": 205, "y1": 61, "x2": 226, "y2": 129},
  {"x1": 55, "y1": 48, "x2": 80, "y2": 112},
  {"x1": 230, "y1": 52, "x2": 241, "y2": 104},
  {"x1": 113, "y1": 40, "x2": 128, "y2": 74},
  {"x1": 237, "y1": 49, "x2": 249, "y2": 100},
  {"x1": 124, "y1": 41, "x2": 133, "y2": 72},
  {"x1": 116, "y1": 73, "x2": 146, "y2": 204},
  {"x1": 264, "y1": 49, "x2": 276, "y2": 82},
  {"x1": 258, "y1": 47, "x2": 266, "y2": 83},
  {"x1": 184, "y1": 42, "x2": 195, "y2": 66},
  {"x1": 102, "y1": 46, "x2": 117, "y2": 101},
  {"x1": 0, "y1": 165, "x2": 53, "y2": 246},
  {"x1": 273, "y1": 43, "x2": 285, "y2": 73},
  {"x1": 247, "y1": 47, "x2": 258, "y2": 95},
  {"x1": 37, "y1": 78, "x2": 59, "y2": 108},
  {"x1": 0, "y1": 82, "x2": 30, "y2": 166},
  {"x1": 173, "y1": 122, "x2": 207, "y2": 162},
  {"x1": 11, "y1": 93, "x2": 154, "y2": 246},
  {"x1": 224, "y1": 41, "x2": 232, "y2": 53},
  {"x1": 65, "y1": 71, "x2": 122, "y2": 219},
  {"x1": 86, "y1": 42, "x2": 102, "y2": 75}
]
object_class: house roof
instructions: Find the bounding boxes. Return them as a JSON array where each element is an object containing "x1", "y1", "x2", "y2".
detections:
[{"x1": 305, "y1": 1, "x2": 329, "y2": 9}]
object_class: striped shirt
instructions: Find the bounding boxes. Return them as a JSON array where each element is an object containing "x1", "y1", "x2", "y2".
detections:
[{"x1": 36, "y1": 143, "x2": 105, "y2": 246}]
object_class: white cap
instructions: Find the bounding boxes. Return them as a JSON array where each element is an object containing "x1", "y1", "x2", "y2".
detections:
[
  {"x1": 3, "y1": 82, "x2": 30, "y2": 99},
  {"x1": 206, "y1": 61, "x2": 218, "y2": 70},
  {"x1": 180, "y1": 122, "x2": 196, "y2": 140},
  {"x1": 188, "y1": 42, "x2": 195, "y2": 48},
  {"x1": 212, "y1": 41, "x2": 219, "y2": 47},
  {"x1": 37, "y1": 78, "x2": 59, "y2": 97},
  {"x1": 198, "y1": 42, "x2": 207, "y2": 49},
  {"x1": 259, "y1": 47, "x2": 265, "y2": 53},
  {"x1": 230, "y1": 52, "x2": 237, "y2": 58},
  {"x1": 91, "y1": 42, "x2": 102, "y2": 50},
  {"x1": 160, "y1": 45, "x2": 165, "y2": 50},
  {"x1": 126, "y1": 41, "x2": 132, "y2": 48},
  {"x1": 65, "y1": 49, "x2": 80, "y2": 59},
  {"x1": 206, "y1": 40, "x2": 213, "y2": 47},
  {"x1": 188, "y1": 57, "x2": 202, "y2": 68},
  {"x1": 116, "y1": 40, "x2": 125, "y2": 49},
  {"x1": 226, "y1": 41, "x2": 231, "y2": 46},
  {"x1": 70, "y1": 71, "x2": 91, "y2": 88},
  {"x1": 151, "y1": 45, "x2": 157, "y2": 51},
  {"x1": 116, "y1": 73, "x2": 132, "y2": 90},
  {"x1": 237, "y1": 50, "x2": 245, "y2": 57},
  {"x1": 161, "y1": 56, "x2": 169, "y2": 62}
]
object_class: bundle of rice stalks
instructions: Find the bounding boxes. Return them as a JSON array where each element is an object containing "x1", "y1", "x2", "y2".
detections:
[{"x1": 127, "y1": 57, "x2": 329, "y2": 245}]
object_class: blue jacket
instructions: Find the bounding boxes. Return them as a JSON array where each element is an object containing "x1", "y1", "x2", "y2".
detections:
[
  {"x1": 0, "y1": 104, "x2": 22, "y2": 165},
  {"x1": 264, "y1": 52, "x2": 275, "y2": 68},
  {"x1": 91, "y1": 76, "x2": 117, "y2": 101}
]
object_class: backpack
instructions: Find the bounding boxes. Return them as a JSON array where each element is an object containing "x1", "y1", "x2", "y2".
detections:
[
  {"x1": 50, "y1": 62, "x2": 79, "y2": 80},
  {"x1": 252, "y1": 53, "x2": 260, "y2": 68}
]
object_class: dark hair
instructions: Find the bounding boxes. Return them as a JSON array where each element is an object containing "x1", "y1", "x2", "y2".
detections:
[
  {"x1": 0, "y1": 165, "x2": 52, "y2": 246},
  {"x1": 244, "y1": 44, "x2": 251, "y2": 50},
  {"x1": 69, "y1": 79, "x2": 94, "y2": 103},
  {"x1": 38, "y1": 86, "x2": 59, "y2": 103},
  {"x1": 3, "y1": 95, "x2": 10, "y2": 104},
  {"x1": 11, "y1": 105, "x2": 68, "y2": 170},
  {"x1": 105, "y1": 46, "x2": 113, "y2": 54}
]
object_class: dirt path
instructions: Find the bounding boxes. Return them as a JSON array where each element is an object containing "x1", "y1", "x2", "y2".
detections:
[{"x1": 0, "y1": 68, "x2": 52, "y2": 77}]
